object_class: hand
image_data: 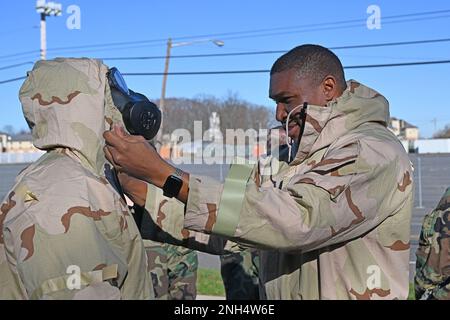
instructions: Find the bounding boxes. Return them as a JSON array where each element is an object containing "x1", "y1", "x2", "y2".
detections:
[
  {"x1": 103, "y1": 125, "x2": 173, "y2": 188},
  {"x1": 118, "y1": 172, "x2": 148, "y2": 207}
]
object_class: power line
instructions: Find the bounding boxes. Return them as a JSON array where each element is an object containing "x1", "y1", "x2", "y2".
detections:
[
  {"x1": 1, "y1": 59, "x2": 449, "y2": 85},
  {"x1": 0, "y1": 76, "x2": 27, "y2": 85},
  {"x1": 2, "y1": 7, "x2": 449, "y2": 59},
  {"x1": 214, "y1": 14, "x2": 450, "y2": 42},
  {"x1": 5, "y1": 36, "x2": 449, "y2": 71},
  {"x1": 47, "y1": 8, "x2": 450, "y2": 52},
  {"x1": 0, "y1": 62, "x2": 34, "y2": 71},
  {"x1": 332, "y1": 37, "x2": 450, "y2": 50},
  {"x1": 47, "y1": 13, "x2": 450, "y2": 56},
  {"x1": 0, "y1": 50, "x2": 40, "y2": 61},
  {"x1": 344, "y1": 59, "x2": 450, "y2": 69},
  {"x1": 123, "y1": 70, "x2": 269, "y2": 76},
  {"x1": 121, "y1": 59, "x2": 450, "y2": 76},
  {"x1": 42, "y1": 13, "x2": 450, "y2": 57},
  {"x1": 99, "y1": 37, "x2": 450, "y2": 61}
]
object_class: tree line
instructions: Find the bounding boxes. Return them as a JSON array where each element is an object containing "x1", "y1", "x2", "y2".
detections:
[
  {"x1": 158, "y1": 93, "x2": 276, "y2": 136},
  {"x1": 433, "y1": 125, "x2": 450, "y2": 139}
]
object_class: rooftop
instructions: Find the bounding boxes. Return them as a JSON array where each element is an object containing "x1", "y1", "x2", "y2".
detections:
[{"x1": 11, "y1": 133, "x2": 33, "y2": 142}]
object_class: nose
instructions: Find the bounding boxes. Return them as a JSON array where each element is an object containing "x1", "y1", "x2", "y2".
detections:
[{"x1": 276, "y1": 103, "x2": 287, "y2": 123}]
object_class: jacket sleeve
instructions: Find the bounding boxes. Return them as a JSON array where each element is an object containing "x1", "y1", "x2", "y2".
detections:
[
  {"x1": 183, "y1": 138, "x2": 413, "y2": 252},
  {"x1": 414, "y1": 188, "x2": 450, "y2": 300},
  {"x1": 144, "y1": 183, "x2": 239, "y2": 255}
]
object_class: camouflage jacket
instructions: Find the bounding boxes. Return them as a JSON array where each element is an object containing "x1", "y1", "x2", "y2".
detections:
[
  {"x1": 144, "y1": 240, "x2": 198, "y2": 300},
  {"x1": 149, "y1": 81, "x2": 414, "y2": 299},
  {"x1": 137, "y1": 196, "x2": 198, "y2": 300},
  {"x1": 0, "y1": 58, "x2": 152, "y2": 299},
  {"x1": 415, "y1": 188, "x2": 450, "y2": 300},
  {"x1": 220, "y1": 245, "x2": 260, "y2": 300}
]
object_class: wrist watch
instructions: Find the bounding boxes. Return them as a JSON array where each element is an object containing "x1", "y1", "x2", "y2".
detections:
[{"x1": 162, "y1": 167, "x2": 184, "y2": 198}]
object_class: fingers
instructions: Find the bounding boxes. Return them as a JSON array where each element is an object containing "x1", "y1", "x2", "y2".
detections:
[
  {"x1": 103, "y1": 145, "x2": 123, "y2": 172},
  {"x1": 104, "y1": 125, "x2": 145, "y2": 147},
  {"x1": 103, "y1": 129, "x2": 129, "y2": 153},
  {"x1": 112, "y1": 124, "x2": 139, "y2": 143},
  {"x1": 117, "y1": 171, "x2": 132, "y2": 186},
  {"x1": 103, "y1": 130, "x2": 120, "y2": 147},
  {"x1": 114, "y1": 124, "x2": 127, "y2": 138},
  {"x1": 103, "y1": 145, "x2": 115, "y2": 164}
]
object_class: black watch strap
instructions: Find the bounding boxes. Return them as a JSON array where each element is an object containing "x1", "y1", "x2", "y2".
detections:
[{"x1": 162, "y1": 168, "x2": 184, "y2": 198}]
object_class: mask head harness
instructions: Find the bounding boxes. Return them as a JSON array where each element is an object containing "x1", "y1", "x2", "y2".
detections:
[
  {"x1": 285, "y1": 102, "x2": 308, "y2": 162},
  {"x1": 107, "y1": 67, "x2": 161, "y2": 140}
]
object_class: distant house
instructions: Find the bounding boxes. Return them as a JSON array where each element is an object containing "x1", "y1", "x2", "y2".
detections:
[
  {"x1": 0, "y1": 131, "x2": 10, "y2": 152},
  {"x1": 389, "y1": 117, "x2": 419, "y2": 141},
  {"x1": 2, "y1": 132, "x2": 38, "y2": 153}
]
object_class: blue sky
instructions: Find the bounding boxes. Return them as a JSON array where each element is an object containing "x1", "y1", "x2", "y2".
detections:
[{"x1": 1, "y1": 0, "x2": 449, "y2": 137}]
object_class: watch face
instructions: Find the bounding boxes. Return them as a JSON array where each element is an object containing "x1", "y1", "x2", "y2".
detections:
[{"x1": 163, "y1": 175, "x2": 183, "y2": 198}]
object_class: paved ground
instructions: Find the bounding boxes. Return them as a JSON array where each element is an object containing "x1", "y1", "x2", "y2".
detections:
[{"x1": 2, "y1": 154, "x2": 449, "y2": 281}]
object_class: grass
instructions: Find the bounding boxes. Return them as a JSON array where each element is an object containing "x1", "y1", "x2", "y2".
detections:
[
  {"x1": 408, "y1": 282, "x2": 415, "y2": 300},
  {"x1": 197, "y1": 268, "x2": 226, "y2": 297},
  {"x1": 196, "y1": 268, "x2": 417, "y2": 300}
]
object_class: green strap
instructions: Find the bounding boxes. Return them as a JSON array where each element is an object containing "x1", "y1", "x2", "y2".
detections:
[
  {"x1": 213, "y1": 161, "x2": 254, "y2": 237},
  {"x1": 31, "y1": 264, "x2": 118, "y2": 299}
]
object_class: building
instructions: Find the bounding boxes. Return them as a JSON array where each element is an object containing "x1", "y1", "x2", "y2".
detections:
[
  {"x1": 389, "y1": 117, "x2": 419, "y2": 141},
  {"x1": 0, "y1": 131, "x2": 10, "y2": 152},
  {"x1": 0, "y1": 132, "x2": 39, "y2": 153},
  {"x1": 389, "y1": 118, "x2": 419, "y2": 153}
]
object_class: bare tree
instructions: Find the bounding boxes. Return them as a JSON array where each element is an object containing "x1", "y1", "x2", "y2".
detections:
[
  {"x1": 433, "y1": 125, "x2": 450, "y2": 138},
  {"x1": 157, "y1": 93, "x2": 274, "y2": 136},
  {"x1": 1, "y1": 125, "x2": 15, "y2": 135}
]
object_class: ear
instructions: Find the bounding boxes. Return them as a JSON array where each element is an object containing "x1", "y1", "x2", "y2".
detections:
[{"x1": 321, "y1": 76, "x2": 338, "y2": 101}]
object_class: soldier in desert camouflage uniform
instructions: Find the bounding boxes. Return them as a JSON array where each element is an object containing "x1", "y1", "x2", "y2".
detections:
[
  {"x1": 105, "y1": 45, "x2": 414, "y2": 300},
  {"x1": 220, "y1": 246, "x2": 260, "y2": 300},
  {"x1": 0, "y1": 58, "x2": 154, "y2": 299},
  {"x1": 415, "y1": 188, "x2": 450, "y2": 300},
  {"x1": 145, "y1": 242, "x2": 198, "y2": 300},
  {"x1": 133, "y1": 202, "x2": 198, "y2": 300}
]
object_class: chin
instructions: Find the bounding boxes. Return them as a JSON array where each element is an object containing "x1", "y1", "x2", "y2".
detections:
[{"x1": 288, "y1": 130, "x2": 300, "y2": 142}]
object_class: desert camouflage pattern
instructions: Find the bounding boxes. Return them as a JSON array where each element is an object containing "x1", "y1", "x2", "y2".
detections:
[
  {"x1": 137, "y1": 185, "x2": 199, "y2": 300},
  {"x1": 151, "y1": 81, "x2": 414, "y2": 299},
  {"x1": 0, "y1": 58, "x2": 152, "y2": 299},
  {"x1": 144, "y1": 182, "x2": 230, "y2": 255},
  {"x1": 415, "y1": 188, "x2": 450, "y2": 300},
  {"x1": 220, "y1": 245, "x2": 260, "y2": 300}
]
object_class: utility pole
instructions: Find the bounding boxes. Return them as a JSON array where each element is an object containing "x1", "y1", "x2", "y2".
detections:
[
  {"x1": 431, "y1": 118, "x2": 438, "y2": 133},
  {"x1": 36, "y1": 0, "x2": 62, "y2": 60},
  {"x1": 155, "y1": 38, "x2": 173, "y2": 151},
  {"x1": 155, "y1": 38, "x2": 224, "y2": 151}
]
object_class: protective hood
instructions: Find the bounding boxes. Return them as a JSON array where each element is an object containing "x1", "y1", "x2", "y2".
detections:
[
  {"x1": 291, "y1": 80, "x2": 390, "y2": 164},
  {"x1": 19, "y1": 58, "x2": 124, "y2": 175}
]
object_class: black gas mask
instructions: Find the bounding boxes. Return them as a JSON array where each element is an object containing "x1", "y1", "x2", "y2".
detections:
[{"x1": 107, "y1": 67, "x2": 161, "y2": 140}]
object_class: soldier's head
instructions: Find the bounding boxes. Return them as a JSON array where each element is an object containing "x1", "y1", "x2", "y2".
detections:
[{"x1": 269, "y1": 44, "x2": 346, "y2": 140}]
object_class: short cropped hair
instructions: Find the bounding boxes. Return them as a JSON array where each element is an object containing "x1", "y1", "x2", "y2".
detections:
[{"x1": 271, "y1": 44, "x2": 346, "y2": 89}]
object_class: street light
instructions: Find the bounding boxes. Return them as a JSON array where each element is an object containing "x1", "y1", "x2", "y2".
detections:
[
  {"x1": 155, "y1": 38, "x2": 224, "y2": 150},
  {"x1": 36, "y1": 0, "x2": 62, "y2": 60}
]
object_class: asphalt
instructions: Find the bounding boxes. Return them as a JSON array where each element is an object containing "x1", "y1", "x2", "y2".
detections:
[{"x1": 1, "y1": 154, "x2": 449, "y2": 280}]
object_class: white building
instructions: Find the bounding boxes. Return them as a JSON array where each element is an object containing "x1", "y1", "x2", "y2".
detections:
[
  {"x1": 415, "y1": 139, "x2": 450, "y2": 154},
  {"x1": 389, "y1": 117, "x2": 419, "y2": 141},
  {"x1": 0, "y1": 131, "x2": 9, "y2": 152},
  {"x1": 6, "y1": 133, "x2": 37, "y2": 153}
]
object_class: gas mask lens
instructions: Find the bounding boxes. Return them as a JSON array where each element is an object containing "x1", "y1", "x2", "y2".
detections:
[{"x1": 107, "y1": 67, "x2": 161, "y2": 141}]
